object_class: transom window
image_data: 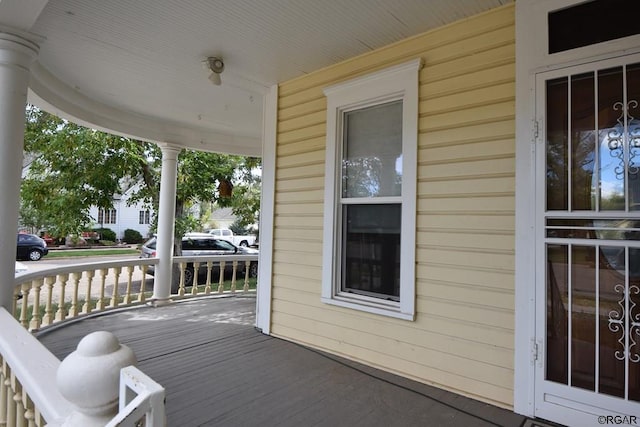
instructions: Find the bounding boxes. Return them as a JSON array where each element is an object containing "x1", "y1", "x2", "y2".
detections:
[
  {"x1": 548, "y1": 0, "x2": 640, "y2": 54},
  {"x1": 322, "y1": 59, "x2": 421, "y2": 320}
]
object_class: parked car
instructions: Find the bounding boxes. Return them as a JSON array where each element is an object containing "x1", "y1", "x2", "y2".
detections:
[
  {"x1": 16, "y1": 233, "x2": 49, "y2": 261},
  {"x1": 140, "y1": 233, "x2": 258, "y2": 291},
  {"x1": 207, "y1": 228, "x2": 256, "y2": 247}
]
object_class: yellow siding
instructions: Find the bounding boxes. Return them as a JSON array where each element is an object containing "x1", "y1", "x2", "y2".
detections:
[{"x1": 271, "y1": 4, "x2": 516, "y2": 409}]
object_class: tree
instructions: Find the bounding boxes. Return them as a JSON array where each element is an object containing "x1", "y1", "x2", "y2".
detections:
[{"x1": 21, "y1": 106, "x2": 261, "y2": 241}]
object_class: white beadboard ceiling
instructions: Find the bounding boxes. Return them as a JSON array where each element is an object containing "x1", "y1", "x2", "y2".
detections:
[{"x1": 17, "y1": 0, "x2": 511, "y2": 155}]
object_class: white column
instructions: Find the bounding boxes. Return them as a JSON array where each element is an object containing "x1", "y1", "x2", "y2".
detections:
[
  {"x1": 151, "y1": 144, "x2": 181, "y2": 304},
  {"x1": 0, "y1": 32, "x2": 39, "y2": 310},
  {"x1": 256, "y1": 84, "x2": 278, "y2": 334}
]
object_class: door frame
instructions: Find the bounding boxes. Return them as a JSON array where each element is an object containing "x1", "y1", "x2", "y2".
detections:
[{"x1": 514, "y1": 0, "x2": 640, "y2": 420}]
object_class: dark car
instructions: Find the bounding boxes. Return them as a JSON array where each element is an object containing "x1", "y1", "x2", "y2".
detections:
[
  {"x1": 16, "y1": 233, "x2": 49, "y2": 261},
  {"x1": 140, "y1": 233, "x2": 258, "y2": 291}
]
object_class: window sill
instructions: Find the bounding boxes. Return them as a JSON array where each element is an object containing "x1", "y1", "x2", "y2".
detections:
[{"x1": 321, "y1": 296, "x2": 415, "y2": 321}]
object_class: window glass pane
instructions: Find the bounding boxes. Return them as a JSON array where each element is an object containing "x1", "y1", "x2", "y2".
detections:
[
  {"x1": 548, "y1": 0, "x2": 640, "y2": 54},
  {"x1": 599, "y1": 245, "x2": 626, "y2": 398},
  {"x1": 628, "y1": 63, "x2": 640, "y2": 210},
  {"x1": 342, "y1": 101, "x2": 402, "y2": 198},
  {"x1": 599, "y1": 67, "x2": 625, "y2": 210},
  {"x1": 571, "y1": 73, "x2": 596, "y2": 210},
  {"x1": 547, "y1": 244, "x2": 568, "y2": 384},
  {"x1": 571, "y1": 245, "x2": 596, "y2": 391},
  {"x1": 547, "y1": 77, "x2": 569, "y2": 210},
  {"x1": 341, "y1": 204, "x2": 401, "y2": 300}
]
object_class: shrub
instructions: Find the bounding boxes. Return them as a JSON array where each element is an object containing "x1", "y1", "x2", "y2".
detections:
[
  {"x1": 123, "y1": 229, "x2": 144, "y2": 244},
  {"x1": 99, "y1": 240, "x2": 116, "y2": 246},
  {"x1": 93, "y1": 228, "x2": 116, "y2": 242}
]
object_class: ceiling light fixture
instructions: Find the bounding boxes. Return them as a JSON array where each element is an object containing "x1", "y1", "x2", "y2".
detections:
[{"x1": 203, "y1": 56, "x2": 224, "y2": 86}]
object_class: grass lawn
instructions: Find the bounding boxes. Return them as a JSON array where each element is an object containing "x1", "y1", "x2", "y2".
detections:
[{"x1": 47, "y1": 248, "x2": 140, "y2": 258}]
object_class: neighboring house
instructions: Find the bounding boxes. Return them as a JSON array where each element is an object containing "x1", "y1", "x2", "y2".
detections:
[
  {"x1": 88, "y1": 184, "x2": 154, "y2": 241},
  {"x1": 1, "y1": 1, "x2": 639, "y2": 426},
  {"x1": 206, "y1": 207, "x2": 236, "y2": 230}
]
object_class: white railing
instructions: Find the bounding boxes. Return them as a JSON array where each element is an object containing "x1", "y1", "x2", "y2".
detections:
[
  {"x1": 0, "y1": 307, "x2": 70, "y2": 426},
  {"x1": 172, "y1": 254, "x2": 258, "y2": 296},
  {"x1": 0, "y1": 307, "x2": 165, "y2": 426},
  {"x1": 105, "y1": 366, "x2": 166, "y2": 427},
  {"x1": 2, "y1": 253, "x2": 262, "y2": 427},
  {"x1": 12, "y1": 254, "x2": 258, "y2": 331}
]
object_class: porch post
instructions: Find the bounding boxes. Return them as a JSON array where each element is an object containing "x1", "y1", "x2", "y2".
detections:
[
  {"x1": 0, "y1": 32, "x2": 39, "y2": 310},
  {"x1": 151, "y1": 144, "x2": 181, "y2": 305}
]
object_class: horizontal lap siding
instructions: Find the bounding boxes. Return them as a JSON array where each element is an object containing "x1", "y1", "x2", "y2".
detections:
[{"x1": 271, "y1": 4, "x2": 516, "y2": 408}]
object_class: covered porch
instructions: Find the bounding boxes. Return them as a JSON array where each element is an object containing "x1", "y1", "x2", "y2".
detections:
[{"x1": 37, "y1": 296, "x2": 527, "y2": 427}]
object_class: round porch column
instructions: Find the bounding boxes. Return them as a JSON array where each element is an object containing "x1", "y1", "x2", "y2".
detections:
[
  {"x1": 0, "y1": 32, "x2": 39, "y2": 310},
  {"x1": 151, "y1": 144, "x2": 181, "y2": 304}
]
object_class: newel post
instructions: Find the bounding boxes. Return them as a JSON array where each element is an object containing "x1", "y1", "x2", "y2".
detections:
[{"x1": 56, "y1": 331, "x2": 136, "y2": 426}]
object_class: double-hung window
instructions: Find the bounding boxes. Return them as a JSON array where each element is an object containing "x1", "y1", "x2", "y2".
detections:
[
  {"x1": 321, "y1": 59, "x2": 421, "y2": 320},
  {"x1": 139, "y1": 210, "x2": 150, "y2": 225}
]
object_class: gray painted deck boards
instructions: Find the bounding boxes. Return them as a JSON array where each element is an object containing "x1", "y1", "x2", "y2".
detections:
[{"x1": 37, "y1": 296, "x2": 528, "y2": 427}]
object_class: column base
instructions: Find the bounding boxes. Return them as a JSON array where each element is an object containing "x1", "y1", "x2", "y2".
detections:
[{"x1": 147, "y1": 298, "x2": 174, "y2": 307}]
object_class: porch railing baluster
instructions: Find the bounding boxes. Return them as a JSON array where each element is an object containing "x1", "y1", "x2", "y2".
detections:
[
  {"x1": 54, "y1": 274, "x2": 68, "y2": 322},
  {"x1": 19, "y1": 284, "x2": 30, "y2": 329},
  {"x1": 218, "y1": 261, "x2": 226, "y2": 293},
  {"x1": 178, "y1": 262, "x2": 186, "y2": 296},
  {"x1": 97, "y1": 268, "x2": 108, "y2": 310},
  {"x1": 191, "y1": 262, "x2": 200, "y2": 295},
  {"x1": 231, "y1": 261, "x2": 237, "y2": 293},
  {"x1": 243, "y1": 261, "x2": 250, "y2": 292},
  {"x1": 123, "y1": 265, "x2": 134, "y2": 305},
  {"x1": 7, "y1": 370, "x2": 16, "y2": 427},
  {"x1": 110, "y1": 267, "x2": 121, "y2": 308},
  {"x1": 0, "y1": 358, "x2": 7, "y2": 426},
  {"x1": 68, "y1": 272, "x2": 81, "y2": 318},
  {"x1": 14, "y1": 380, "x2": 24, "y2": 427},
  {"x1": 82, "y1": 270, "x2": 95, "y2": 314},
  {"x1": 41, "y1": 277, "x2": 55, "y2": 327},
  {"x1": 29, "y1": 279, "x2": 43, "y2": 331},
  {"x1": 23, "y1": 395, "x2": 35, "y2": 427},
  {"x1": 205, "y1": 262, "x2": 212, "y2": 294},
  {"x1": 136, "y1": 264, "x2": 146, "y2": 304}
]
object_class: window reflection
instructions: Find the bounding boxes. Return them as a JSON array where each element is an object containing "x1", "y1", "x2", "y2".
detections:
[{"x1": 342, "y1": 101, "x2": 402, "y2": 198}]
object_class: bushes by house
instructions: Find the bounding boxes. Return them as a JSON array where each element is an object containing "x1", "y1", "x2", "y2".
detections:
[{"x1": 123, "y1": 228, "x2": 144, "y2": 244}]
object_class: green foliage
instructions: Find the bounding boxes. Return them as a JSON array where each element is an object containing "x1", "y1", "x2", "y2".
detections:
[
  {"x1": 21, "y1": 106, "x2": 261, "y2": 240},
  {"x1": 99, "y1": 240, "x2": 116, "y2": 246},
  {"x1": 123, "y1": 229, "x2": 144, "y2": 244},
  {"x1": 229, "y1": 220, "x2": 248, "y2": 235},
  {"x1": 93, "y1": 228, "x2": 116, "y2": 242}
]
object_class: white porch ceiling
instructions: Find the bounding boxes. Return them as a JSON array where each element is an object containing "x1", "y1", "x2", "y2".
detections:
[{"x1": 8, "y1": 0, "x2": 511, "y2": 155}]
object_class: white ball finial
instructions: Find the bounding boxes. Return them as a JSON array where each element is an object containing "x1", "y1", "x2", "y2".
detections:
[{"x1": 57, "y1": 331, "x2": 137, "y2": 426}]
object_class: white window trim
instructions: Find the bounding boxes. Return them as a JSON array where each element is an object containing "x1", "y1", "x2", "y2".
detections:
[{"x1": 321, "y1": 58, "x2": 421, "y2": 321}]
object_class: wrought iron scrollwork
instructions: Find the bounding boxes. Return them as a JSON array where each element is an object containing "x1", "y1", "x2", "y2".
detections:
[
  {"x1": 608, "y1": 284, "x2": 640, "y2": 363},
  {"x1": 608, "y1": 100, "x2": 640, "y2": 180},
  {"x1": 628, "y1": 100, "x2": 640, "y2": 178},
  {"x1": 609, "y1": 102, "x2": 626, "y2": 181}
]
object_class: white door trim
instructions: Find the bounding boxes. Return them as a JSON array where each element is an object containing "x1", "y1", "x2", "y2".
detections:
[{"x1": 256, "y1": 84, "x2": 278, "y2": 335}]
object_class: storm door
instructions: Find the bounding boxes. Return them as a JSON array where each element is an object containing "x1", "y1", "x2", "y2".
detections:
[{"x1": 536, "y1": 56, "x2": 640, "y2": 423}]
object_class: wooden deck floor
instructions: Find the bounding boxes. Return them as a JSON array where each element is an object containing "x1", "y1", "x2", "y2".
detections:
[{"x1": 37, "y1": 296, "x2": 528, "y2": 427}]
